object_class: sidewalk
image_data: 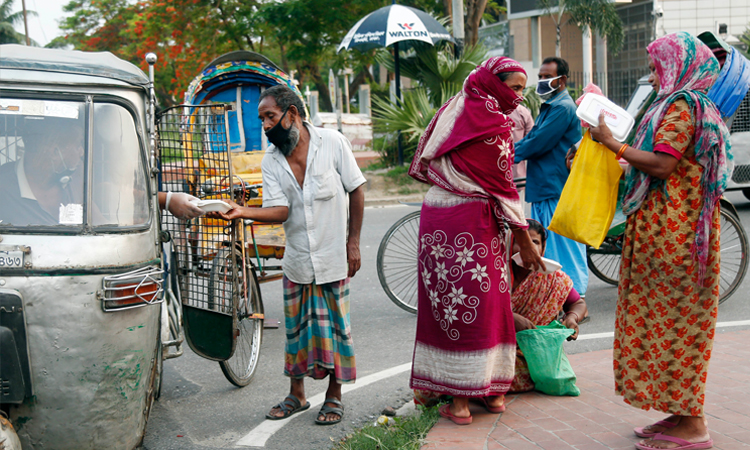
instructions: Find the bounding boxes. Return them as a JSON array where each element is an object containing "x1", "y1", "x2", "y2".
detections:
[{"x1": 423, "y1": 329, "x2": 750, "y2": 450}]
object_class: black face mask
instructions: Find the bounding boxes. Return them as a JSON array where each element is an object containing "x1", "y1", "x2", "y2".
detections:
[{"x1": 265, "y1": 109, "x2": 292, "y2": 150}]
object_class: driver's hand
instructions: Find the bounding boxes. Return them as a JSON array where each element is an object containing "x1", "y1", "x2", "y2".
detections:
[{"x1": 168, "y1": 193, "x2": 205, "y2": 220}]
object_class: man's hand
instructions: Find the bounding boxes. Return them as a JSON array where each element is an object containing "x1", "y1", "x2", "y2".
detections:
[
  {"x1": 513, "y1": 313, "x2": 536, "y2": 333},
  {"x1": 210, "y1": 199, "x2": 244, "y2": 221},
  {"x1": 168, "y1": 193, "x2": 205, "y2": 220},
  {"x1": 562, "y1": 314, "x2": 580, "y2": 340},
  {"x1": 346, "y1": 239, "x2": 361, "y2": 278}
]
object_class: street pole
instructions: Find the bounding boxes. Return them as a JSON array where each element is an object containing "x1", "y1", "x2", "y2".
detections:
[
  {"x1": 21, "y1": 0, "x2": 30, "y2": 46},
  {"x1": 582, "y1": 25, "x2": 593, "y2": 86},
  {"x1": 451, "y1": 0, "x2": 464, "y2": 57}
]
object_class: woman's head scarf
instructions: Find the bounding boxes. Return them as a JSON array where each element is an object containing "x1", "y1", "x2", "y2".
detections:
[
  {"x1": 622, "y1": 32, "x2": 733, "y2": 280},
  {"x1": 409, "y1": 56, "x2": 526, "y2": 178}
]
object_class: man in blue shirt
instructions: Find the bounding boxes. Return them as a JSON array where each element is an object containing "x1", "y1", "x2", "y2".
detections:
[{"x1": 514, "y1": 57, "x2": 587, "y2": 296}]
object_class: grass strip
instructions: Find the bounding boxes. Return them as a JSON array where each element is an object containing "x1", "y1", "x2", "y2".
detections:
[{"x1": 331, "y1": 404, "x2": 440, "y2": 450}]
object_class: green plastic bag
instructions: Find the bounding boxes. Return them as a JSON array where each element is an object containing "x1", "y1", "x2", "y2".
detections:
[{"x1": 515, "y1": 320, "x2": 580, "y2": 396}]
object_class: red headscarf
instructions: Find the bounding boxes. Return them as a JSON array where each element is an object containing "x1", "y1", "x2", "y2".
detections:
[
  {"x1": 409, "y1": 57, "x2": 528, "y2": 228},
  {"x1": 411, "y1": 57, "x2": 527, "y2": 169}
]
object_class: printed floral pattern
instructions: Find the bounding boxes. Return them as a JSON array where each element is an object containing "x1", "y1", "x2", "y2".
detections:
[
  {"x1": 419, "y1": 229, "x2": 505, "y2": 341},
  {"x1": 614, "y1": 101, "x2": 720, "y2": 416}
]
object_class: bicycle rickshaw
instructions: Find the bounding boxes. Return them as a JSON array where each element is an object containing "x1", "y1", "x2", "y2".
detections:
[
  {"x1": 377, "y1": 31, "x2": 750, "y2": 313},
  {"x1": 156, "y1": 51, "x2": 306, "y2": 386}
]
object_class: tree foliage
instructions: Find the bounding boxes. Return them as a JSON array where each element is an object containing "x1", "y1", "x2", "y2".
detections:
[
  {"x1": 50, "y1": 0, "x2": 496, "y2": 110},
  {"x1": 538, "y1": 0, "x2": 624, "y2": 57},
  {"x1": 0, "y1": 0, "x2": 37, "y2": 45}
]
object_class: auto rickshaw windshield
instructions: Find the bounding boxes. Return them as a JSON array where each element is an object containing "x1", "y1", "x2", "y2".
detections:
[{"x1": 0, "y1": 99, "x2": 150, "y2": 229}]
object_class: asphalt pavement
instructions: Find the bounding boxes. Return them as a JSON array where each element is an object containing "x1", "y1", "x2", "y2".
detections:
[{"x1": 142, "y1": 190, "x2": 750, "y2": 450}]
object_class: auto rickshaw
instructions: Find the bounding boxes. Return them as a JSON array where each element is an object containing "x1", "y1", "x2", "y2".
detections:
[{"x1": 0, "y1": 45, "x2": 167, "y2": 448}]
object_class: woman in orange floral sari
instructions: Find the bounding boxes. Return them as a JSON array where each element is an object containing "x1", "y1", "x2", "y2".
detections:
[
  {"x1": 590, "y1": 32, "x2": 731, "y2": 450},
  {"x1": 510, "y1": 219, "x2": 588, "y2": 392}
]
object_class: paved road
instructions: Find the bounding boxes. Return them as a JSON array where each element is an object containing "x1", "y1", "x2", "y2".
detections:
[{"x1": 142, "y1": 192, "x2": 750, "y2": 449}]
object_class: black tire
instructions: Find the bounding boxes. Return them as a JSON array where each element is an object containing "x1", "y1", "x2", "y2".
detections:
[
  {"x1": 377, "y1": 211, "x2": 421, "y2": 314},
  {"x1": 718, "y1": 207, "x2": 749, "y2": 304},
  {"x1": 219, "y1": 264, "x2": 263, "y2": 387},
  {"x1": 586, "y1": 236, "x2": 622, "y2": 286}
]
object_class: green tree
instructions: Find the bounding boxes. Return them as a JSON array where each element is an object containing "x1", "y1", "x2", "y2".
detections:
[
  {"x1": 0, "y1": 0, "x2": 36, "y2": 45},
  {"x1": 538, "y1": 0, "x2": 624, "y2": 57},
  {"x1": 372, "y1": 42, "x2": 487, "y2": 164}
]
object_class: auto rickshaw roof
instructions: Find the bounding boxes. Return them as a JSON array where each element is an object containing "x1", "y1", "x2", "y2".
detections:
[{"x1": 0, "y1": 45, "x2": 149, "y2": 87}]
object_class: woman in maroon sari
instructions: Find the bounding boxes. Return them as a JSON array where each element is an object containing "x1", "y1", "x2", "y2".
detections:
[{"x1": 409, "y1": 57, "x2": 544, "y2": 425}]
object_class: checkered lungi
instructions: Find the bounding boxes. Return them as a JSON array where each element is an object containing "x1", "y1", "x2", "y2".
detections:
[{"x1": 282, "y1": 276, "x2": 356, "y2": 384}]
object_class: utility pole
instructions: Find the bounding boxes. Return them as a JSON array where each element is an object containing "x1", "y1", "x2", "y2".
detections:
[
  {"x1": 451, "y1": 0, "x2": 464, "y2": 57},
  {"x1": 21, "y1": 0, "x2": 31, "y2": 45}
]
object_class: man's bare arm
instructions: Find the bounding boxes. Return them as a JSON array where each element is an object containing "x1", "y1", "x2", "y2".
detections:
[{"x1": 346, "y1": 185, "x2": 365, "y2": 277}]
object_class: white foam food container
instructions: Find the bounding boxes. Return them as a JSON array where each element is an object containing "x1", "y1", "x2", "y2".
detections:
[
  {"x1": 512, "y1": 253, "x2": 563, "y2": 275},
  {"x1": 189, "y1": 199, "x2": 232, "y2": 213},
  {"x1": 576, "y1": 93, "x2": 635, "y2": 142}
]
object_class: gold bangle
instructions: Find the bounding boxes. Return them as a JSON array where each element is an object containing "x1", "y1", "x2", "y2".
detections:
[{"x1": 615, "y1": 143, "x2": 628, "y2": 159}]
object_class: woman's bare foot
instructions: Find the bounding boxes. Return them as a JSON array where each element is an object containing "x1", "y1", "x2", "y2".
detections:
[
  {"x1": 638, "y1": 415, "x2": 681, "y2": 436},
  {"x1": 638, "y1": 416, "x2": 710, "y2": 449},
  {"x1": 485, "y1": 395, "x2": 504, "y2": 409},
  {"x1": 449, "y1": 397, "x2": 471, "y2": 418}
]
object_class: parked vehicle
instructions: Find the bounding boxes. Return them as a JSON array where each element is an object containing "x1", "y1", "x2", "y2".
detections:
[{"x1": 0, "y1": 45, "x2": 163, "y2": 449}]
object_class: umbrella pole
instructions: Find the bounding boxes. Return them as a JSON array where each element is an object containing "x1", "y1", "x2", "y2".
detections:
[{"x1": 394, "y1": 41, "x2": 403, "y2": 165}]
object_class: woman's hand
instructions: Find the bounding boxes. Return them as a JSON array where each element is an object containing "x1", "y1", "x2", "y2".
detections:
[
  {"x1": 589, "y1": 112, "x2": 616, "y2": 147},
  {"x1": 512, "y1": 228, "x2": 545, "y2": 273},
  {"x1": 514, "y1": 313, "x2": 536, "y2": 332},
  {"x1": 562, "y1": 314, "x2": 580, "y2": 340}
]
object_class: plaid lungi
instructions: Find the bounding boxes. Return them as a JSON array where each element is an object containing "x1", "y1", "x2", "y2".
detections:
[{"x1": 283, "y1": 276, "x2": 356, "y2": 384}]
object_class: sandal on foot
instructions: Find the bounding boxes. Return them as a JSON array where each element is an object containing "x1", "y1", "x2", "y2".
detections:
[
  {"x1": 635, "y1": 433, "x2": 713, "y2": 450},
  {"x1": 265, "y1": 394, "x2": 310, "y2": 420},
  {"x1": 315, "y1": 397, "x2": 344, "y2": 425},
  {"x1": 438, "y1": 404, "x2": 473, "y2": 425},
  {"x1": 478, "y1": 396, "x2": 506, "y2": 414},
  {"x1": 634, "y1": 420, "x2": 678, "y2": 438}
]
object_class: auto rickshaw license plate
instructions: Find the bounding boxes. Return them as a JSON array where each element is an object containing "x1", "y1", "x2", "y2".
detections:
[{"x1": 0, "y1": 250, "x2": 24, "y2": 268}]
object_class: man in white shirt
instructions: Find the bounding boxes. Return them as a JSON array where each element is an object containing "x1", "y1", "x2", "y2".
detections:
[{"x1": 219, "y1": 85, "x2": 365, "y2": 425}]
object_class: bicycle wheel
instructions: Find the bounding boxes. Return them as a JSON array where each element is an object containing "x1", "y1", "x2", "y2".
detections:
[
  {"x1": 718, "y1": 207, "x2": 749, "y2": 304},
  {"x1": 377, "y1": 210, "x2": 421, "y2": 313},
  {"x1": 586, "y1": 236, "x2": 622, "y2": 286},
  {"x1": 219, "y1": 263, "x2": 263, "y2": 387}
]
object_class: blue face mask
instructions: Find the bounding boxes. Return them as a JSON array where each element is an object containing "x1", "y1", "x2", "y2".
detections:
[{"x1": 535, "y1": 76, "x2": 562, "y2": 98}]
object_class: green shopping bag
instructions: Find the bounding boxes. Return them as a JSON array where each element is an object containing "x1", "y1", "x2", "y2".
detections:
[{"x1": 515, "y1": 320, "x2": 580, "y2": 396}]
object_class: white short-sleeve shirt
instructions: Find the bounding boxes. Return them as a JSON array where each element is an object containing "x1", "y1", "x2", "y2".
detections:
[{"x1": 261, "y1": 122, "x2": 366, "y2": 284}]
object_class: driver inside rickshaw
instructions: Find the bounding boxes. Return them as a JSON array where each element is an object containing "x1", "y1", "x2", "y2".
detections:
[{"x1": 0, "y1": 116, "x2": 85, "y2": 226}]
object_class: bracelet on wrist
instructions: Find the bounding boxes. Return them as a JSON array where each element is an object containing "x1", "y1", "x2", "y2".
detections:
[
  {"x1": 615, "y1": 143, "x2": 628, "y2": 159},
  {"x1": 565, "y1": 311, "x2": 580, "y2": 323}
]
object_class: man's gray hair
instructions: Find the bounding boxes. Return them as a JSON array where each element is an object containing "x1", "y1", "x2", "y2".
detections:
[{"x1": 260, "y1": 85, "x2": 307, "y2": 120}]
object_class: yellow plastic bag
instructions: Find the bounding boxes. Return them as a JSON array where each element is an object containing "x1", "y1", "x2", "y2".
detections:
[{"x1": 548, "y1": 130, "x2": 623, "y2": 249}]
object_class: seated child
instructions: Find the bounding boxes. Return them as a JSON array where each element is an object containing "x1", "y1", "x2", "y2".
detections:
[{"x1": 510, "y1": 219, "x2": 588, "y2": 392}]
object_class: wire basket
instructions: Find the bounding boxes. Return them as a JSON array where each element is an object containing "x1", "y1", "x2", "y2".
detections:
[{"x1": 157, "y1": 104, "x2": 238, "y2": 315}]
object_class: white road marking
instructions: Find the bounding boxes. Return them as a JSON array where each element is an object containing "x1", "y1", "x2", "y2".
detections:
[
  {"x1": 574, "y1": 319, "x2": 750, "y2": 341},
  {"x1": 235, "y1": 362, "x2": 412, "y2": 447},
  {"x1": 235, "y1": 320, "x2": 750, "y2": 447}
]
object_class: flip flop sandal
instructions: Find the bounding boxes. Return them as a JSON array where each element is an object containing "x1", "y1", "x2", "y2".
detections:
[
  {"x1": 634, "y1": 420, "x2": 678, "y2": 438},
  {"x1": 438, "y1": 404, "x2": 473, "y2": 425},
  {"x1": 635, "y1": 433, "x2": 713, "y2": 450},
  {"x1": 265, "y1": 394, "x2": 311, "y2": 420},
  {"x1": 315, "y1": 397, "x2": 344, "y2": 425}
]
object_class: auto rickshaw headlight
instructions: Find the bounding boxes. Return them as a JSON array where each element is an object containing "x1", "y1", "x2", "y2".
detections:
[{"x1": 99, "y1": 266, "x2": 164, "y2": 312}]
